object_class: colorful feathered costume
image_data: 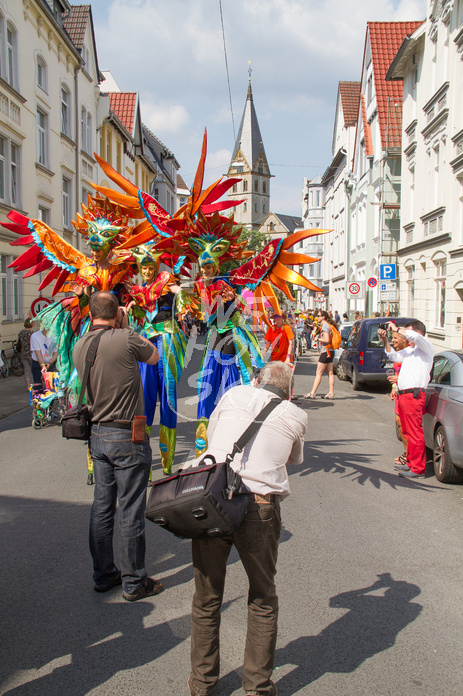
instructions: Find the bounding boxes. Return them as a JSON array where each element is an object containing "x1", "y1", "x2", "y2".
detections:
[{"x1": 94, "y1": 129, "x2": 331, "y2": 456}]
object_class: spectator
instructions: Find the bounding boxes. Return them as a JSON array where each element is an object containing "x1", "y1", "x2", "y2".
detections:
[
  {"x1": 188, "y1": 361, "x2": 308, "y2": 696},
  {"x1": 17, "y1": 318, "x2": 34, "y2": 389},
  {"x1": 379, "y1": 320, "x2": 434, "y2": 479},
  {"x1": 30, "y1": 326, "x2": 57, "y2": 386},
  {"x1": 305, "y1": 310, "x2": 337, "y2": 399},
  {"x1": 388, "y1": 330, "x2": 409, "y2": 467},
  {"x1": 334, "y1": 309, "x2": 340, "y2": 323},
  {"x1": 72, "y1": 291, "x2": 163, "y2": 600},
  {"x1": 342, "y1": 312, "x2": 349, "y2": 323},
  {"x1": 264, "y1": 313, "x2": 294, "y2": 365}
]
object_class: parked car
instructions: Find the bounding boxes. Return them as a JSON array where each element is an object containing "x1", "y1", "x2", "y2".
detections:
[
  {"x1": 333, "y1": 322, "x2": 353, "y2": 378},
  {"x1": 339, "y1": 316, "x2": 416, "y2": 390},
  {"x1": 423, "y1": 350, "x2": 463, "y2": 484}
]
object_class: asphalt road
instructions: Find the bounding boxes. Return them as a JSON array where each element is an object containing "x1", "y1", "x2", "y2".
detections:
[{"x1": 0, "y1": 338, "x2": 462, "y2": 696}]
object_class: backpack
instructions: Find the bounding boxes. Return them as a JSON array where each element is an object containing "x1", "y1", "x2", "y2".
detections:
[{"x1": 330, "y1": 325, "x2": 342, "y2": 349}]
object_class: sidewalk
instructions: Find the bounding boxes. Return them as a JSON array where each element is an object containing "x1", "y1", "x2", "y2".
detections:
[{"x1": 0, "y1": 374, "x2": 30, "y2": 419}]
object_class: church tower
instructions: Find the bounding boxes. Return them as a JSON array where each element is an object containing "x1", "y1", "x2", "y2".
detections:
[{"x1": 227, "y1": 72, "x2": 272, "y2": 229}]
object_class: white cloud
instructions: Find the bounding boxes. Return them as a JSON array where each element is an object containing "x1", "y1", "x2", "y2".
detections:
[
  {"x1": 142, "y1": 98, "x2": 190, "y2": 133},
  {"x1": 90, "y1": 0, "x2": 427, "y2": 214}
]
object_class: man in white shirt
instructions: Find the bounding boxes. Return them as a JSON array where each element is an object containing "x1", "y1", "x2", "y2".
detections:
[
  {"x1": 188, "y1": 362, "x2": 308, "y2": 696},
  {"x1": 379, "y1": 320, "x2": 434, "y2": 479},
  {"x1": 30, "y1": 327, "x2": 57, "y2": 385}
]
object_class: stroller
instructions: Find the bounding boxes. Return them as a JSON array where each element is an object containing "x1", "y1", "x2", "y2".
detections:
[{"x1": 30, "y1": 372, "x2": 69, "y2": 429}]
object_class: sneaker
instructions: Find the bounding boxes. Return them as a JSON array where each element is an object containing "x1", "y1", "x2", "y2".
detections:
[
  {"x1": 94, "y1": 572, "x2": 122, "y2": 593},
  {"x1": 122, "y1": 577, "x2": 164, "y2": 602}
]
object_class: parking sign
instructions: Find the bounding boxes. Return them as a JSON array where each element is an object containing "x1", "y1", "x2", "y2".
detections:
[{"x1": 380, "y1": 264, "x2": 396, "y2": 280}]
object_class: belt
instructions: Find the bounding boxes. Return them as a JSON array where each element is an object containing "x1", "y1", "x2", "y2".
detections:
[
  {"x1": 249, "y1": 493, "x2": 278, "y2": 504},
  {"x1": 398, "y1": 388, "x2": 425, "y2": 395},
  {"x1": 96, "y1": 420, "x2": 132, "y2": 430}
]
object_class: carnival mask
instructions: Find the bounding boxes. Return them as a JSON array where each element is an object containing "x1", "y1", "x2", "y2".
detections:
[
  {"x1": 187, "y1": 237, "x2": 231, "y2": 274},
  {"x1": 86, "y1": 218, "x2": 124, "y2": 258}
]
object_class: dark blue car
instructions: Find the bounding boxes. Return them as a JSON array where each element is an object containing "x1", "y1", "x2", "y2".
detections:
[{"x1": 339, "y1": 317, "x2": 416, "y2": 390}]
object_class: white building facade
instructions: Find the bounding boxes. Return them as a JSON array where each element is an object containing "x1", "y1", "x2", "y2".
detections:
[
  {"x1": 387, "y1": 0, "x2": 463, "y2": 350},
  {"x1": 321, "y1": 81, "x2": 360, "y2": 315}
]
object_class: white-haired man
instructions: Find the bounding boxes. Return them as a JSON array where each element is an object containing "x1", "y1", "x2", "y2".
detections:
[{"x1": 188, "y1": 362, "x2": 308, "y2": 696}]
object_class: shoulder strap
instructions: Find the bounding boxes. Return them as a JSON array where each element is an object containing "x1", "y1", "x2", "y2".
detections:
[
  {"x1": 223, "y1": 397, "x2": 282, "y2": 500},
  {"x1": 76, "y1": 328, "x2": 111, "y2": 410}
]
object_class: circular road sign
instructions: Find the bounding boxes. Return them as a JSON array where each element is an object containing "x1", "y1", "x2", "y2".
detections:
[
  {"x1": 348, "y1": 282, "x2": 361, "y2": 296},
  {"x1": 31, "y1": 296, "x2": 52, "y2": 317},
  {"x1": 367, "y1": 277, "x2": 378, "y2": 288}
]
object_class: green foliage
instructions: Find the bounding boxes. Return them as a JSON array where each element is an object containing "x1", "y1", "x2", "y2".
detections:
[{"x1": 221, "y1": 226, "x2": 270, "y2": 273}]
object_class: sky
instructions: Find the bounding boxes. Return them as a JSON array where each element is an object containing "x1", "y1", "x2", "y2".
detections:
[{"x1": 89, "y1": 0, "x2": 427, "y2": 217}]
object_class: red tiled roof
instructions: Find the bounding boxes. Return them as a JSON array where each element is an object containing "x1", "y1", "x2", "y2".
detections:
[
  {"x1": 339, "y1": 81, "x2": 361, "y2": 127},
  {"x1": 360, "y1": 94, "x2": 374, "y2": 156},
  {"x1": 108, "y1": 93, "x2": 137, "y2": 134},
  {"x1": 63, "y1": 5, "x2": 90, "y2": 49},
  {"x1": 367, "y1": 21, "x2": 423, "y2": 149}
]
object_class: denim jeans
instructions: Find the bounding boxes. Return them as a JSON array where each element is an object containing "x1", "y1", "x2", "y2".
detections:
[
  {"x1": 89, "y1": 424, "x2": 152, "y2": 593},
  {"x1": 190, "y1": 501, "x2": 281, "y2": 695}
]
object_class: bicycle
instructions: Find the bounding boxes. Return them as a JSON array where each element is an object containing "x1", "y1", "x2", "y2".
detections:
[{"x1": 1, "y1": 340, "x2": 25, "y2": 377}]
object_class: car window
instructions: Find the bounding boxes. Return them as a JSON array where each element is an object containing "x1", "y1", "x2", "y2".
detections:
[
  {"x1": 430, "y1": 356, "x2": 450, "y2": 384},
  {"x1": 348, "y1": 322, "x2": 361, "y2": 348},
  {"x1": 341, "y1": 326, "x2": 351, "y2": 339},
  {"x1": 367, "y1": 324, "x2": 388, "y2": 348}
]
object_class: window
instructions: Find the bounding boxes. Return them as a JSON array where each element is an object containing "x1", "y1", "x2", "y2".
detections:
[
  {"x1": 263, "y1": 204, "x2": 266, "y2": 214},
  {"x1": 116, "y1": 139, "x2": 122, "y2": 172},
  {"x1": 430, "y1": 356, "x2": 451, "y2": 384},
  {"x1": 82, "y1": 45, "x2": 90, "y2": 72},
  {"x1": 254, "y1": 179, "x2": 258, "y2": 192},
  {"x1": 38, "y1": 206, "x2": 50, "y2": 225},
  {"x1": 232, "y1": 183, "x2": 237, "y2": 193},
  {"x1": 81, "y1": 107, "x2": 92, "y2": 154},
  {"x1": 367, "y1": 74, "x2": 373, "y2": 103},
  {"x1": 406, "y1": 265, "x2": 415, "y2": 315},
  {"x1": 254, "y1": 203, "x2": 258, "y2": 212},
  {"x1": 269, "y1": 222, "x2": 274, "y2": 232},
  {"x1": 6, "y1": 23, "x2": 18, "y2": 90},
  {"x1": 0, "y1": 134, "x2": 20, "y2": 206},
  {"x1": 1, "y1": 254, "x2": 22, "y2": 321},
  {"x1": 61, "y1": 86, "x2": 71, "y2": 137},
  {"x1": 243, "y1": 179, "x2": 248, "y2": 192},
  {"x1": 262, "y1": 181, "x2": 266, "y2": 194},
  {"x1": 434, "y1": 258, "x2": 446, "y2": 328},
  {"x1": 243, "y1": 201, "x2": 247, "y2": 212},
  {"x1": 37, "y1": 55, "x2": 47, "y2": 92},
  {"x1": 62, "y1": 176, "x2": 72, "y2": 229},
  {"x1": 10, "y1": 142, "x2": 18, "y2": 205},
  {"x1": 37, "y1": 108, "x2": 48, "y2": 166}
]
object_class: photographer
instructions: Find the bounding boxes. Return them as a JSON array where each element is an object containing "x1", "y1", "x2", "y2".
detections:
[
  {"x1": 379, "y1": 321, "x2": 434, "y2": 479},
  {"x1": 73, "y1": 291, "x2": 162, "y2": 601}
]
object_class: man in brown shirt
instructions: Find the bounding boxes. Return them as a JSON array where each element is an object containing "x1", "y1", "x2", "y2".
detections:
[{"x1": 73, "y1": 291, "x2": 162, "y2": 601}]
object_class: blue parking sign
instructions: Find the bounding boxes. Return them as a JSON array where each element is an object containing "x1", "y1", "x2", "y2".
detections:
[{"x1": 380, "y1": 264, "x2": 396, "y2": 280}]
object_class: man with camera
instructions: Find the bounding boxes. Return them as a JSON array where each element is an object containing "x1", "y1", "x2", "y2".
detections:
[
  {"x1": 379, "y1": 320, "x2": 434, "y2": 479},
  {"x1": 73, "y1": 291, "x2": 163, "y2": 601},
  {"x1": 188, "y1": 361, "x2": 308, "y2": 696}
]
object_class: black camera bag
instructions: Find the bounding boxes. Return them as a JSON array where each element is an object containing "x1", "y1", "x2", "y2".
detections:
[{"x1": 145, "y1": 397, "x2": 281, "y2": 539}]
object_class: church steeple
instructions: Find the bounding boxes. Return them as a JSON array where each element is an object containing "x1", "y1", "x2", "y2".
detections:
[{"x1": 227, "y1": 70, "x2": 272, "y2": 229}]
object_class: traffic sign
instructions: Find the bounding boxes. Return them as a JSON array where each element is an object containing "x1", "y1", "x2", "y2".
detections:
[
  {"x1": 367, "y1": 277, "x2": 378, "y2": 288},
  {"x1": 31, "y1": 296, "x2": 52, "y2": 317},
  {"x1": 380, "y1": 264, "x2": 396, "y2": 280},
  {"x1": 347, "y1": 281, "x2": 364, "y2": 299}
]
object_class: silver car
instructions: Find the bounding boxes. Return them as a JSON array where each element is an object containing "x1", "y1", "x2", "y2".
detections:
[
  {"x1": 423, "y1": 350, "x2": 463, "y2": 484},
  {"x1": 333, "y1": 323, "x2": 353, "y2": 378}
]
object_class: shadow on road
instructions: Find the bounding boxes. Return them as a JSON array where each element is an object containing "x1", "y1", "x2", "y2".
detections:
[
  {"x1": 273, "y1": 572, "x2": 422, "y2": 694},
  {"x1": 297, "y1": 439, "x2": 441, "y2": 491}
]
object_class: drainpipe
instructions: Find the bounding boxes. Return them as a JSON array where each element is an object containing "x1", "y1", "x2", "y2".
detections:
[{"x1": 74, "y1": 63, "x2": 82, "y2": 250}]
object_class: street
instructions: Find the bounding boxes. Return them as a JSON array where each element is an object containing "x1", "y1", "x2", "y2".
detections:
[{"x1": 0, "y1": 342, "x2": 462, "y2": 696}]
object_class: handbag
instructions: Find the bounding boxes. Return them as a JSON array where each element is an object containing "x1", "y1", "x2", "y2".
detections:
[
  {"x1": 61, "y1": 328, "x2": 109, "y2": 440},
  {"x1": 145, "y1": 396, "x2": 282, "y2": 539}
]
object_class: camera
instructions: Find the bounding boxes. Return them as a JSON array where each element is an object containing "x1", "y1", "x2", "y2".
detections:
[{"x1": 378, "y1": 323, "x2": 388, "y2": 331}]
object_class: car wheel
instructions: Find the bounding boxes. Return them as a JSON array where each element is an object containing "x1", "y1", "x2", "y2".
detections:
[
  {"x1": 336, "y1": 362, "x2": 347, "y2": 381},
  {"x1": 433, "y1": 425, "x2": 463, "y2": 484},
  {"x1": 351, "y1": 367, "x2": 362, "y2": 391}
]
